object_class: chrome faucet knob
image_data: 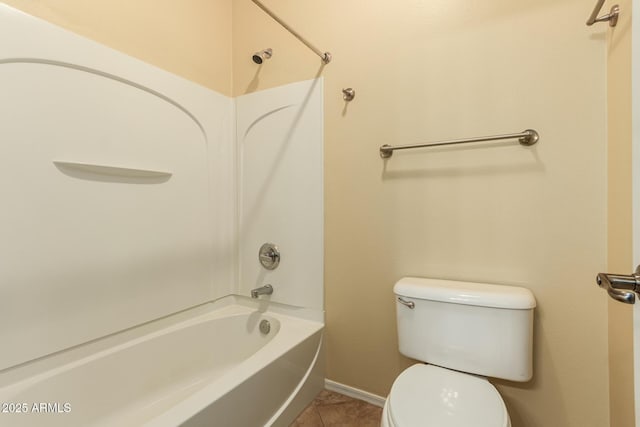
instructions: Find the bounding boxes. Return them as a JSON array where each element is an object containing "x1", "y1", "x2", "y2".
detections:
[{"x1": 259, "y1": 243, "x2": 280, "y2": 270}]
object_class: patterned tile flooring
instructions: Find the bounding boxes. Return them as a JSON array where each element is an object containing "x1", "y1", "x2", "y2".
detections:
[{"x1": 290, "y1": 389, "x2": 383, "y2": 427}]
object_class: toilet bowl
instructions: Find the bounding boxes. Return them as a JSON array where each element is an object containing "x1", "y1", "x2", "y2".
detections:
[
  {"x1": 381, "y1": 365, "x2": 510, "y2": 427},
  {"x1": 383, "y1": 277, "x2": 535, "y2": 427}
]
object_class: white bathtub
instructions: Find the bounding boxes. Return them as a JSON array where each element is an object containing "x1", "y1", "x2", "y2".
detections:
[{"x1": 0, "y1": 296, "x2": 324, "y2": 427}]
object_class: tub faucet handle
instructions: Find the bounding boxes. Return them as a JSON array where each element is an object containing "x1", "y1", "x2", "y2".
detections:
[{"x1": 259, "y1": 243, "x2": 280, "y2": 270}]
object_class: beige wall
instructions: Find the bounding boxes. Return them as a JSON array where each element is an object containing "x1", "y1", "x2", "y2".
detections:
[
  {"x1": 1, "y1": 0, "x2": 233, "y2": 96},
  {"x1": 1, "y1": 1, "x2": 613, "y2": 426},
  {"x1": 233, "y1": 1, "x2": 609, "y2": 426},
  {"x1": 607, "y1": 1, "x2": 635, "y2": 426}
]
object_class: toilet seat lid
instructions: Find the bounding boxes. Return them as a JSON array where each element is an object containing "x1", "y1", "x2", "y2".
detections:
[{"x1": 388, "y1": 364, "x2": 508, "y2": 427}]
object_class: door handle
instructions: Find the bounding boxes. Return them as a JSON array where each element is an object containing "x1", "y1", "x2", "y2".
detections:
[{"x1": 596, "y1": 265, "x2": 640, "y2": 304}]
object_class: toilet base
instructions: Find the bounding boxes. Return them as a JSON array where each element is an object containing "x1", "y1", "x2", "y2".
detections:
[
  {"x1": 382, "y1": 398, "x2": 511, "y2": 427},
  {"x1": 380, "y1": 399, "x2": 390, "y2": 427}
]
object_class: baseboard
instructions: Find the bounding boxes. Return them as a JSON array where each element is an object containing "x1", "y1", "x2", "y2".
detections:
[{"x1": 324, "y1": 379, "x2": 386, "y2": 408}]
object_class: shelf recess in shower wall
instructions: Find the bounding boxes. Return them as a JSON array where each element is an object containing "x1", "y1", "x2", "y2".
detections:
[{"x1": 53, "y1": 161, "x2": 172, "y2": 179}]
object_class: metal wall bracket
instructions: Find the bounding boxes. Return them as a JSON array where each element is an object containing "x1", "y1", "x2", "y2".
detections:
[{"x1": 586, "y1": 0, "x2": 619, "y2": 27}]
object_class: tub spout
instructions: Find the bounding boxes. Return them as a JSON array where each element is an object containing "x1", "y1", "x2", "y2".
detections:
[{"x1": 251, "y1": 284, "x2": 273, "y2": 299}]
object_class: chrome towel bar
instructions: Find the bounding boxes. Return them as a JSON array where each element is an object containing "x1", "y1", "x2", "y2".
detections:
[{"x1": 379, "y1": 129, "x2": 539, "y2": 159}]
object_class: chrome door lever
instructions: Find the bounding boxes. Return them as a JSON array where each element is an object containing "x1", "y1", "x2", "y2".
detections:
[{"x1": 596, "y1": 265, "x2": 640, "y2": 304}]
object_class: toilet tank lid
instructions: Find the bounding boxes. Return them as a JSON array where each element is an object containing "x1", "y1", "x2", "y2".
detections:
[{"x1": 394, "y1": 277, "x2": 536, "y2": 309}]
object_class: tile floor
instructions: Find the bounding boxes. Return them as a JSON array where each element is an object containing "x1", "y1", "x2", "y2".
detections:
[{"x1": 290, "y1": 389, "x2": 383, "y2": 427}]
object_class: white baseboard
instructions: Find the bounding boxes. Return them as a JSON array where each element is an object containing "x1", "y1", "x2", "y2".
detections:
[{"x1": 324, "y1": 379, "x2": 386, "y2": 408}]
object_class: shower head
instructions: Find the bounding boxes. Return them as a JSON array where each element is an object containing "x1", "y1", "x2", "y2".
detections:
[{"x1": 252, "y1": 48, "x2": 272, "y2": 64}]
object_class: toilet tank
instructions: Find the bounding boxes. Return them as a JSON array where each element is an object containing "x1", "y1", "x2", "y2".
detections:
[{"x1": 394, "y1": 277, "x2": 536, "y2": 382}]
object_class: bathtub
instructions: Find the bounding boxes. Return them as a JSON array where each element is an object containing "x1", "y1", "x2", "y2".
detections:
[{"x1": 0, "y1": 296, "x2": 324, "y2": 427}]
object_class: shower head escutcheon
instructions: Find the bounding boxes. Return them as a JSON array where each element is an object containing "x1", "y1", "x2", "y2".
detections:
[{"x1": 252, "y1": 48, "x2": 273, "y2": 64}]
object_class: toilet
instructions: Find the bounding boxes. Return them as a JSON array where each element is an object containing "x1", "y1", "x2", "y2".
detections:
[{"x1": 382, "y1": 277, "x2": 536, "y2": 427}]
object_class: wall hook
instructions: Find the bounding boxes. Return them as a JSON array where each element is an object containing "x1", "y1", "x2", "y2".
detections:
[
  {"x1": 342, "y1": 88, "x2": 355, "y2": 102},
  {"x1": 586, "y1": 0, "x2": 619, "y2": 27}
]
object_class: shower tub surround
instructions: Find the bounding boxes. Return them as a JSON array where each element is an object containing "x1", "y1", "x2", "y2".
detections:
[{"x1": 0, "y1": 5, "x2": 323, "y2": 426}]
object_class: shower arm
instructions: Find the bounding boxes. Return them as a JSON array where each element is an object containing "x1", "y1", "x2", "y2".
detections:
[{"x1": 250, "y1": 0, "x2": 331, "y2": 64}]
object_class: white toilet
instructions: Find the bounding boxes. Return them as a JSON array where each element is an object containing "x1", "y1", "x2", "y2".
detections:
[{"x1": 382, "y1": 277, "x2": 536, "y2": 427}]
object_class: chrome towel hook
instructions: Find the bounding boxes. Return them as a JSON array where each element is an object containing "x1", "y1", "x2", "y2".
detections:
[
  {"x1": 586, "y1": 0, "x2": 619, "y2": 27},
  {"x1": 342, "y1": 88, "x2": 355, "y2": 102}
]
